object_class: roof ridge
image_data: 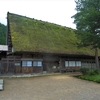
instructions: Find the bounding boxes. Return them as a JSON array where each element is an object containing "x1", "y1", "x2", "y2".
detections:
[{"x1": 7, "y1": 12, "x2": 74, "y2": 30}]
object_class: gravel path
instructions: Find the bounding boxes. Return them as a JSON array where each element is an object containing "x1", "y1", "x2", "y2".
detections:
[{"x1": 0, "y1": 74, "x2": 100, "y2": 100}]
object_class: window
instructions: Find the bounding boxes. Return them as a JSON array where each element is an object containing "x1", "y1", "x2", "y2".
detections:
[
  {"x1": 82, "y1": 62, "x2": 87, "y2": 68},
  {"x1": 33, "y1": 61, "x2": 42, "y2": 66},
  {"x1": 65, "y1": 61, "x2": 81, "y2": 67},
  {"x1": 91, "y1": 62, "x2": 96, "y2": 68},
  {"x1": 76, "y1": 61, "x2": 81, "y2": 66},
  {"x1": 69, "y1": 61, "x2": 75, "y2": 66},
  {"x1": 22, "y1": 61, "x2": 27, "y2": 66},
  {"x1": 27, "y1": 61, "x2": 32, "y2": 66},
  {"x1": 87, "y1": 62, "x2": 91, "y2": 68},
  {"x1": 22, "y1": 61, "x2": 32, "y2": 67},
  {"x1": 82, "y1": 61, "x2": 94, "y2": 68},
  {"x1": 15, "y1": 62, "x2": 20, "y2": 66},
  {"x1": 65, "y1": 61, "x2": 68, "y2": 67}
]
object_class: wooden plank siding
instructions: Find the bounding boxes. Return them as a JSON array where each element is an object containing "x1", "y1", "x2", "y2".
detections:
[
  {"x1": 1, "y1": 55, "x2": 43, "y2": 74},
  {"x1": 0, "y1": 54, "x2": 97, "y2": 74},
  {"x1": 22, "y1": 67, "x2": 33, "y2": 73},
  {"x1": 33, "y1": 67, "x2": 42, "y2": 73},
  {"x1": 60, "y1": 57, "x2": 96, "y2": 72},
  {"x1": 15, "y1": 66, "x2": 21, "y2": 73},
  {"x1": 1, "y1": 56, "x2": 21, "y2": 74}
]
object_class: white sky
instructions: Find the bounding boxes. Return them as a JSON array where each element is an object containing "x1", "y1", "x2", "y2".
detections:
[{"x1": 0, "y1": 0, "x2": 76, "y2": 29}]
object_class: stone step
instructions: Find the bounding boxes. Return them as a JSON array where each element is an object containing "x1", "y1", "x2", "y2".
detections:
[
  {"x1": 0, "y1": 84, "x2": 3, "y2": 91},
  {"x1": 0, "y1": 79, "x2": 4, "y2": 91}
]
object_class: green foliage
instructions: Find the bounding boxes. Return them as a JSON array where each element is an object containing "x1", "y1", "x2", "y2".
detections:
[
  {"x1": 72, "y1": 0, "x2": 100, "y2": 68},
  {"x1": 79, "y1": 68, "x2": 89, "y2": 75},
  {"x1": 96, "y1": 79, "x2": 100, "y2": 83},
  {"x1": 87, "y1": 70, "x2": 97, "y2": 76},
  {"x1": 78, "y1": 74, "x2": 100, "y2": 83},
  {"x1": 0, "y1": 23, "x2": 6, "y2": 44},
  {"x1": 7, "y1": 12, "x2": 100, "y2": 55},
  {"x1": 92, "y1": 68, "x2": 100, "y2": 75},
  {"x1": 72, "y1": 0, "x2": 100, "y2": 48},
  {"x1": 80, "y1": 68, "x2": 100, "y2": 75}
]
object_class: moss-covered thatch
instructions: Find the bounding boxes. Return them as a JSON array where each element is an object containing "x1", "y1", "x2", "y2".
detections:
[{"x1": 7, "y1": 12, "x2": 100, "y2": 56}]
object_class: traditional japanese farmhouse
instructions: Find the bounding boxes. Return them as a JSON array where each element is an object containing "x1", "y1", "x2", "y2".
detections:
[{"x1": 1, "y1": 12, "x2": 99, "y2": 74}]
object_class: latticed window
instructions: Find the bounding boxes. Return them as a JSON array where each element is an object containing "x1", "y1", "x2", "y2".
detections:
[
  {"x1": 65, "y1": 61, "x2": 81, "y2": 67},
  {"x1": 69, "y1": 61, "x2": 75, "y2": 66},
  {"x1": 81, "y1": 61, "x2": 95, "y2": 68},
  {"x1": 65, "y1": 61, "x2": 68, "y2": 67},
  {"x1": 76, "y1": 61, "x2": 81, "y2": 66},
  {"x1": 33, "y1": 61, "x2": 42, "y2": 67},
  {"x1": 22, "y1": 61, "x2": 32, "y2": 67},
  {"x1": 15, "y1": 62, "x2": 20, "y2": 66}
]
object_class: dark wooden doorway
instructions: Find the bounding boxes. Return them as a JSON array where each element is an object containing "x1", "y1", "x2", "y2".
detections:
[
  {"x1": 43, "y1": 61, "x2": 59, "y2": 72},
  {"x1": 43, "y1": 62, "x2": 47, "y2": 71}
]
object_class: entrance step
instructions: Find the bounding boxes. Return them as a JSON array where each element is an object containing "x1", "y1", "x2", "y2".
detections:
[{"x1": 0, "y1": 79, "x2": 3, "y2": 91}]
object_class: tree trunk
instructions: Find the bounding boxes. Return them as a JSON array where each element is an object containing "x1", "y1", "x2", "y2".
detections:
[{"x1": 95, "y1": 48, "x2": 99, "y2": 68}]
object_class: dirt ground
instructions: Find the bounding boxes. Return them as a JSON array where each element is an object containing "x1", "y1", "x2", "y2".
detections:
[{"x1": 0, "y1": 74, "x2": 100, "y2": 100}]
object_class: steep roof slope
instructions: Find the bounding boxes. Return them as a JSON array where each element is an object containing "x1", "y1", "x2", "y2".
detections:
[{"x1": 7, "y1": 12, "x2": 98, "y2": 56}]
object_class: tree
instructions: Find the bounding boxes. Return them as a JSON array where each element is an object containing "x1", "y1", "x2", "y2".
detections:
[
  {"x1": 0, "y1": 23, "x2": 6, "y2": 45},
  {"x1": 72, "y1": 0, "x2": 100, "y2": 68}
]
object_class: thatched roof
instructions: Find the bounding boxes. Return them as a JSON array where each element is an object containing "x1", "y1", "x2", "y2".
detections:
[{"x1": 7, "y1": 12, "x2": 99, "y2": 56}]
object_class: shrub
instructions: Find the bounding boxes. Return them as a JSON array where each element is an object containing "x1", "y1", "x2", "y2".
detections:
[
  {"x1": 87, "y1": 70, "x2": 96, "y2": 76},
  {"x1": 93, "y1": 68, "x2": 100, "y2": 75},
  {"x1": 87, "y1": 69, "x2": 100, "y2": 76},
  {"x1": 96, "y1": 79, "x2": 100, "y2": 83},
  {"x1": 80, "y1": 68, "x2": 100, "y2": 75},
  {"x1": 79, "y1": 68, "x2": 89, "y2": 75}
]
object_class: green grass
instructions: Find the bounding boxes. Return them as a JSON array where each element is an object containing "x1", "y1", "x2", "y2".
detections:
[{"x1": 78, "y1": 75, "x2": 100, "y2": 83}]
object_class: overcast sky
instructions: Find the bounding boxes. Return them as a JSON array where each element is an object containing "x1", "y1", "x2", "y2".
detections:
[{"x1": 0, "y1": 0, "x2": 76, "y2": 29}]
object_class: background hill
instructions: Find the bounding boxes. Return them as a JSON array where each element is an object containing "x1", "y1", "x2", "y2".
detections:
[{"x1": 0, "y1": 23, "x2": 6, "y2": 45}]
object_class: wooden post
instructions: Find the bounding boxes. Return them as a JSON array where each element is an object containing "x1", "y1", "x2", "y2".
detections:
[
  {"x1": 6, "y1": 59, "x2": 8, "y2": 73},
  {"x1": 59, "y1": 58, "x2": 62, "y2": 72}
]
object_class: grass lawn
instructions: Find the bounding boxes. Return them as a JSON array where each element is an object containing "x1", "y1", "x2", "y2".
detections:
[{"x1": 78, "y1": 74, "x2": 100, "y2": 83}]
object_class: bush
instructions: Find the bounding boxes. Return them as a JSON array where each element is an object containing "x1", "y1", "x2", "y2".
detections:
[
  {"x1": 79, "y1": 68, "x2": 89, "y2": 75},
  {"x1": 87, "y1": 70, "x2": 96, "y2": 76},
  {"x1": 80, "y1": 68, "x2": 100, "y2": 75},
  {"x1": 93, "y1": 68, "x2": 100, "y2": 75},
  {"x1": 87, "y1": 69, "x2": 100, "y2": 76},
  {"x1": 96, "y1": 79, "x2": 100, "y2": 83}
]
